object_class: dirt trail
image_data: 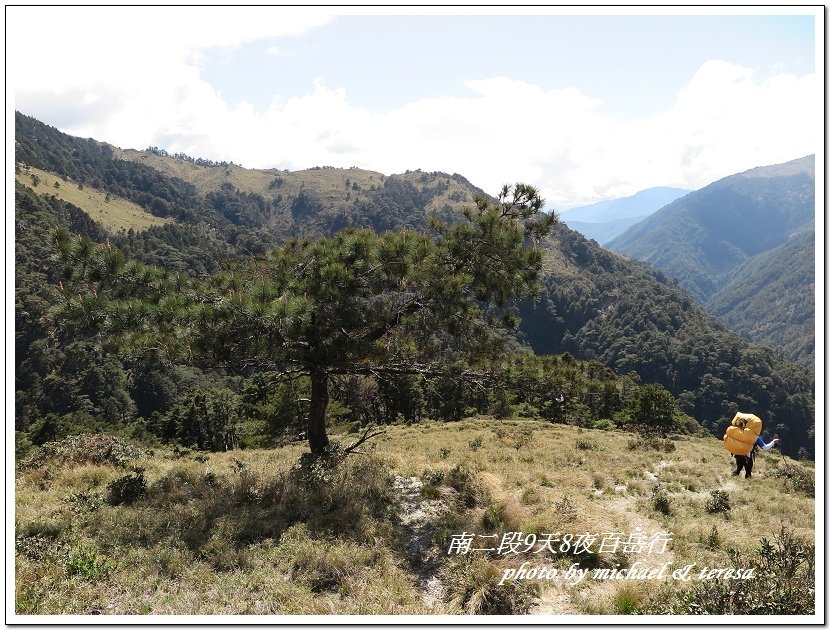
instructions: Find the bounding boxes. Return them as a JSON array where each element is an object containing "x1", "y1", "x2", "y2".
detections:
[
  {"x1": 395, "y1": 459, "x2": 677, "y2": 616},
  {"x1": 532, "y1": 460, "x2": 676, "y2": 615},
  {"x1": 392, "y1": 475, "x2": 449, "y2": 609}
]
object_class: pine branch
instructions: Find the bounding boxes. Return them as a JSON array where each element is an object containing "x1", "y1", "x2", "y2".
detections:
[{"x1": 343, "y1": 425, "x2": 386, "y2": 455}]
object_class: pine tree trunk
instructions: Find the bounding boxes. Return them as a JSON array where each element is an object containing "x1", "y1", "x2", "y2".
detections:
[{"x1": 308, "y1": 367, "x2": 330, "y2": 454}]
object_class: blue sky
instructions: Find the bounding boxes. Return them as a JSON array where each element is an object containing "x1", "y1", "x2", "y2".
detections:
[
  {"x1": 200, "y1": 15, "x2": 813, "y2": 116},
  {"x1": 8, "y1": 7, "x2": 821, "y2": 208}
]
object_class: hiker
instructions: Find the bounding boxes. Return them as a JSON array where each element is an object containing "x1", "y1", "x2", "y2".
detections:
[
  {"x1": 732, "y1": 435, "x2": 780, "y2": 479},
  {"x1": 723, "y1": 412, "x2": 779, "y2": 479}
]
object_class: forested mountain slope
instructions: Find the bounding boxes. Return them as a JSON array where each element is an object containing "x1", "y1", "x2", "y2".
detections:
[
  {"x1": 608, "y1": 156, "x2": 814, "y2": 301},
  {"x1": 518, "y1": 225, "x2": 814, "y2": 454},
  {"x1": 707, "y1": 226, "x2": 815, "y2": 368},
  {"x1": 606, "y1": 156, "x2": 815, "y2": 366},
  {"x1": 14, "y1": 112, "x2": 815, "y2": 457},
  {"x1": 559, "y1": 186, "x2": 690, "y2": 244}
]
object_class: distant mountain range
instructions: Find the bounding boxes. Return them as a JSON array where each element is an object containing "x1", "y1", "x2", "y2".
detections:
[
  {"x1": 558, "y1": 187, "x2": 691, "y2": 244},
  {"x1": 607, "y1": 155, "x2": 815, "y2": 368}
]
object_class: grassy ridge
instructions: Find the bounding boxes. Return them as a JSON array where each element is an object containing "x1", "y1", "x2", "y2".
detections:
[
  {"x1": 15, "y1": 166, "x2": 172, "y2": 233},
  {"x1": 113, "y1": 148, "x2": 481, "y2": 217},
  {"x1": 15, "y1": 418, "x2": 814, "y2": 616}
]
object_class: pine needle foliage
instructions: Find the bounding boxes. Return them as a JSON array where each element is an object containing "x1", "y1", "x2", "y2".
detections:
[{"x1": 54, "y1": 185, "x2": 555, "y2": 453}]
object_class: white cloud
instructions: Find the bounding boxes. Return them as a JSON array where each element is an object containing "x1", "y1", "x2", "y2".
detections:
[
  {"x1": 9, "y1": 9, "x2": 818, "y2": 208},
  {"x1": 9, "y1": 6, "x2": 333, "y2": 145}
]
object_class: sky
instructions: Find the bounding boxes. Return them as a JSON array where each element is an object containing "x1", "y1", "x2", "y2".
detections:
[{"x1": 7, "y1": 6, "x2": 822, "y2": 209}]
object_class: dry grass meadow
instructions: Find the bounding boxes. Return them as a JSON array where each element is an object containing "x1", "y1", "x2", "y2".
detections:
[{"x1": 14, "y1": 417, "x2": 815, "y2": 618}]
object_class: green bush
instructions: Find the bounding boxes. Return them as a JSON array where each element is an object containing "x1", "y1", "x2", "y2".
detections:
[
  {"x1": 705, "y1": 525, "x2": 722, "y2": 550},
  {"x1": 613, "y1": 584, "x2": 645, "y2": 614},
  {"x1": 65, "y1": 544, "x2": 113, "y2": 582},
  {"x1": 431, "y1": 511, "x2": 466, "y2": 549},
  {"x1": 480, "y1": 500, "x2": 521, "y2": 533},
  {"x1": 771, "y1": 465, "x2": 815, "y2": 495},
  {"x1": 647, "y1": 527, "x2": 815, "y2": 614},
  {"x1": 489, "y1": 389, "x2": 514, "y2": 420},
  {"x1": 592, "y1": 419, "x2": 617, "y2": 431},
  {"x1": 64, "y1": 490, "x2": 104, "y2": 514},
  {"x1": 651, "y1": 487, "x2": 671, "y2": 515},
  {"x1": 107, "y1": 469, "x2": 147, "y2": 505},
  {"x1": 705, "y1": 490, "x2": 731, "y2": 514},
  {"x1": 443, "y1": 463, "x2": 490, "y2": 509},
  {"x1": 15, "y1": 431, "x2": 35, "y2": 462}
]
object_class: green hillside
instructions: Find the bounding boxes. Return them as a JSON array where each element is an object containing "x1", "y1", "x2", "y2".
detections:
[
  {"x1": 14, "y1": 111, "x2": 814, "y2": 459},
  {"x1": 559, "y1": 187, "x2": 690, "y2": 245},
  {"x1": 13, "y1": 111, "x2": 818, "y2": 619},
  {"x1": 708, "y1": 227, "x2": 815, "y2": 368},
  {"x1": 115, "y1": 146, "x2": 483, "y2": 219},
  {"x1": 519, "y1": 224, "x2": 814, "y2": 456},
  {"x1": 15, "y1": 165, "x2": 172, "y2": 232},
  {"x1": 606, "y1": 156, "x2": 815, "y2": 365},
  {"x1": 608, "y1": 157, "x2": 814, "y2": 301}
]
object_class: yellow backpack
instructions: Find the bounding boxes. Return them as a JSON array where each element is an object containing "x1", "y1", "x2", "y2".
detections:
[{"x1": 723, "y1": 412, "x2": 762, "y2": 456}]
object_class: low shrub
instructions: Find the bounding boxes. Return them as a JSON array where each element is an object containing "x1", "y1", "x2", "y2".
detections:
[
  {"x1": 441, "y1": 556, "x2": 538, "y2": 614},
  {"x1": 64, "y1": 489, "x2": 105, "y2": 514},
  {"x1": 480, "y1": 499, "x2": 523, "y2": 534},
  {"x1": 15, "y1": 534, "x2": 68, "y2": 563},
  {"x1": 705, "y1": 490, "x2": 731, "y2": 514},
  {"x1": 65, "y1": 544, "x2": 113, "y2": 582},
  {"x1": 705, "y1": 525, "x2": 721, "y2": 550},
  {"x1": 613, "y1": 584, "x2": 646, "y2": 614},
  {"x1": 107, "y1": 469, "x2": 147, "y2": 505},
  {"x1": 421, "y1": 469, "x2": 446, "y2": 486},
  {"x1": 647, "y1": 527, "x2": 815, "y2": 615},
  {"x1": 22, "y1": 434, "x2": 142, "y2": 469},
  {"x1": 771, "y1": 465, "x2": 815, "y2": 495},
  {"x1": 651, "y1": 487, "x2": 671, "y2": 515},
  {"x1": 432, "y1": 511, "x2": 466, "y2": 549}
]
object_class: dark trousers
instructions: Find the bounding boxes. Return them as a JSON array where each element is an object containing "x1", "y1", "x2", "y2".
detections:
[{"x1": 734, "y1": 452, "x2": 754, "y2": 478}]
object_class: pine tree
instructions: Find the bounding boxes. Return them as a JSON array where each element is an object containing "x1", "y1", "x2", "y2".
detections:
[{"x1": 55, "y1": 184, "x2": 555, "y2": 454}]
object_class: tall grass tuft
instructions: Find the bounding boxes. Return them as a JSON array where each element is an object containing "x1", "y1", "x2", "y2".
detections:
[
  {"x1": 443, "y1": 463, "x2": 490, "y2": 509},
  {"x1": 441, "y1": 556, "x2": 538, "y2": 614}
]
